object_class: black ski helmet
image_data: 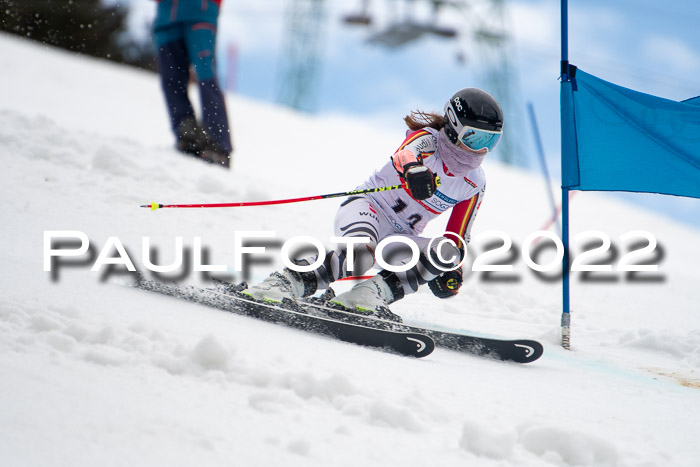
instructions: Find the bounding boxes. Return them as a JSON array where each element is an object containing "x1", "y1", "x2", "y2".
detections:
[{"x1": 443, "y1": 88, "x2": 504, "y2": 147}]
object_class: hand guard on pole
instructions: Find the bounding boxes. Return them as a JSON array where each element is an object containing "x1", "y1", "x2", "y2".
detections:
[
  {"x1": 403, "y1": 164, "x2": 438, "y2": 200},
  {"x1": 428, "y1": 268, "x2": 463, "y2": 299}
]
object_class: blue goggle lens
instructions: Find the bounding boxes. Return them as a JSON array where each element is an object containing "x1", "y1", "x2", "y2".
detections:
[{"x1": 459, "y1": 127, "x2": 502, "y2": 152}]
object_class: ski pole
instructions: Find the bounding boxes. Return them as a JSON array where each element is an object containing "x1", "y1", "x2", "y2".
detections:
[{"x1": 141, "y1": 184, "x2": 404, "y2": 211}]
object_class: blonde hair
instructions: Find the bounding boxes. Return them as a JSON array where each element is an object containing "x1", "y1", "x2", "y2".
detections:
[{"x1": 403, "y1": 110, "x2": 446, "y2": 131}]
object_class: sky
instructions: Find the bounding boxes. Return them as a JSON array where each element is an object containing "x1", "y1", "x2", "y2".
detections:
[{"x1": 126, "y1": 0, "x2": 700, "y2": 228}]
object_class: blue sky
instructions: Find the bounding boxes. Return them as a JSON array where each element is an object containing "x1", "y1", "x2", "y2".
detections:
[{"x1": 128, "y1": 0, "x2": 700, "y2": 228}]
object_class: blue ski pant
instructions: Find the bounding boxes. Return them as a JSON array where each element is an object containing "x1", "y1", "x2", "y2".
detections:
[{"x1": 154, "y1": 22, "x2": 232, "y2": 153}]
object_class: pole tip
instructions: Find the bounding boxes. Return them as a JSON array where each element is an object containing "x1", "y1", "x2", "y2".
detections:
[{"x1": 139, "y1": 202, "x2": 161, "y2": 211}]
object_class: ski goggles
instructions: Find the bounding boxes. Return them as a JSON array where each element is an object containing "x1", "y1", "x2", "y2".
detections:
[{"x1": 456, "y1": 125, "x2": 502, "y2": 152}]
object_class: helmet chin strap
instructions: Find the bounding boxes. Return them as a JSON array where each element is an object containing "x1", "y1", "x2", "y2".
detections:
[{"x1": 437, "y1": 129, "x2": 486, "y2": 175}]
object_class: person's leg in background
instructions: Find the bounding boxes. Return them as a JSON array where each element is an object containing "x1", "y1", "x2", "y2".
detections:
[
  {"x1": 185, "y1": 22, "x2": 233, "y2": 165},
  {"x1": 154, "y1": 24, "x2": 205, "y2": 155}
]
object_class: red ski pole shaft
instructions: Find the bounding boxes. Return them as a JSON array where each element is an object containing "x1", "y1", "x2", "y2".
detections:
[{"x1": 141, "y1": 185, "x2": 403, "y2": 211}]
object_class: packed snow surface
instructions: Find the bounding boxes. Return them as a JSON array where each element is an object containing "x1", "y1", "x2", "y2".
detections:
[{"x1": 1, "y1": 34, "x2": 700, "y2": 466}]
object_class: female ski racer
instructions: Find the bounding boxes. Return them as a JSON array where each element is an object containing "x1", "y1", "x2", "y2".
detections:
[{"x1": 243, "y1": 88, "x2": 504, "y2": 321}]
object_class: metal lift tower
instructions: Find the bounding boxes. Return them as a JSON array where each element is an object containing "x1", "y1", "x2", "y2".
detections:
[{"x1": 277, "y1": 0, "x2": 327, "y2": 112}]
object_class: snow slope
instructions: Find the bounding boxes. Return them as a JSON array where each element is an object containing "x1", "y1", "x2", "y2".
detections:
[{"x1": 1, "y1": 34, "x2": 700, "y2": 466}]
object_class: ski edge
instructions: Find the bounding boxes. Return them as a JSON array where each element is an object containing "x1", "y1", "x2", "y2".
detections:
[
  {"x1": 131, "y1": 277, "x2": 435, "y2": 358},
  {"x1": 295, "y1": 298, "x2": 544, "y2": 364}
]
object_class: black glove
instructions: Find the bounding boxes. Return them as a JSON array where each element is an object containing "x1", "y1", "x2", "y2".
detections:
[
  {"x1": 428, "y1": 268, "x2": 463, "y2": 299},
  {"x1": 403, "y1": 164, "x2": 438, "y2": 200}
]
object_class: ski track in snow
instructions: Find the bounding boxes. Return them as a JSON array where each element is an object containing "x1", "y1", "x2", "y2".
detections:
[{"x1": 1, "y1": 33, "x2": 700, "y2": 466}]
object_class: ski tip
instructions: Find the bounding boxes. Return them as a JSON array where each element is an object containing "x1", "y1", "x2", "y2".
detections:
[
  {"x1": 512, "y1": 340, "x2": 544, "y2": 363},
  {"x1": 405, "y1": 333, "x2": 435, "y2": 358}
]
